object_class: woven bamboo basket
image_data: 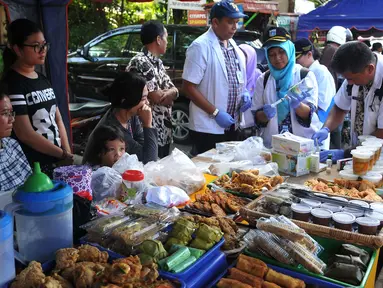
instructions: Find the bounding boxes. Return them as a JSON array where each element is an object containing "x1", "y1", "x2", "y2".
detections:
[{"x1": 240, "y1": 194, "x2": 383, "y2": 249}]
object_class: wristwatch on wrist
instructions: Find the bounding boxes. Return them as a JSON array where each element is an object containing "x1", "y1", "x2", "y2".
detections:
[{"x1": 210, "y1": 108, "x2": 219, "y2": 119}]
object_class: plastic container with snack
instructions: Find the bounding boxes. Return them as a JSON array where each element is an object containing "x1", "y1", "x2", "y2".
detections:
[
  {"x1": 332, "y1": 212, "x2": 356, "y2": 231},
  {"x1": 365, "y1": 211, "x2": 383, "y2": 229},
  {"x1": 352, "y1": 150, "x2": 374, "y2": 175},
  {"x1": 362, "y1": 172, "x2": 383, "y2": 185},
  {"x1": 356, "y1": 145, "x2": 379, "y2": 165},
  {"x1": 311, "y1": 208, "x2": 333, "y2": 226},
  {"x1": 339, "y1": 170, "x2": 359, "y2": 181},
  {"x1": 291, "y1": 204, "x2": 311, "y2": 222},
  {"x1": 342, "y1": 207, "x2": 364, "y2": 218},
  {"x1": 370, "y1": 202, "x2": 383, "y2": 212},
  {"x1": 356, "y1": 217, "x2": 380, "y2": 235},
  {"x1": 362, "y1": 140, "x2": 383, "y2": 159},
  {"x1": 320, "y1": 203, "x2": 342, "y2": 213},
  {"x1": 349, "y1": 200, "x2": 369, "y2": 208},
  {"x1": 300, "y1": 199, "x2": 321, "y2": 208}
]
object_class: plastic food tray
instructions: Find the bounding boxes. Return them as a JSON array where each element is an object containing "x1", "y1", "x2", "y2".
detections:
[
  {"x1": 80, "y1": 236, "x2": 227, "y2": 288},
  {"x1": 244, "y1": 235, "x2": 377, "y2": 288}
]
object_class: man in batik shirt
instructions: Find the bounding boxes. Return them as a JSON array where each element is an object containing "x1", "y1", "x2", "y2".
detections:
[{"x1": 127, "y1": 20, "x2": 178, "y2": 158}]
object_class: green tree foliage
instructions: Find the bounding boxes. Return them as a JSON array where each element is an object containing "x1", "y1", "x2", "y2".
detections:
[{"x1": 68, "y1": 0, "x2": 168, "y2": 51}]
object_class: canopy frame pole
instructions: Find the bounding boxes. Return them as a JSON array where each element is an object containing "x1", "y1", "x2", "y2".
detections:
[{"x1": 244, "y1": 12, "x2": 258, "y2": 28}]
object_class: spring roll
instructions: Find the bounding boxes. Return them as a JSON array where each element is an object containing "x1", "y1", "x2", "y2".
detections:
[
  {"x1": 265, "y1": 269, "x2": 306, "y2": 288},
  {"x1": 262, "y1": 281, "x2": 281, "y2": 288},
  {"x1": 228, "y1": 268, "x2": 263, "y2": 288},
  {"x1": 236, "y1": 255, "x2": 268, "y2": 278},
  {"x1": 217, "y1": 278, "x2": 253, "y2": 288}
]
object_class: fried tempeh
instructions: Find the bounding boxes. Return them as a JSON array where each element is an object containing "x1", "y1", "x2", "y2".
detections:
[
  {"x1": 265, "y1": 269, "x2": 305, "y2": 288},
  {"x1": 228, "y1": 268, "x2": 263, "y2": 287},
  {"x1": 217, "y1": 278, "x2": 253, "y2": 288}
]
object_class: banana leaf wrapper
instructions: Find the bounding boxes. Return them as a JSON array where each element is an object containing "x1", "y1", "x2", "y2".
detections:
[
  {"x1": 139, "y1": 239, "x2": 168, "y2": 261},
  {"x1": 195, "y1": 223, "x2": 224, "y2": 243},
  {"x1": 161, "y1": 246, "x2": 191, "y2": 271},
  {"x1": 171, "y1": 256, "x2": 197, "y2": 273},
  {"x1": 139, "y1": 253, "x2": 154, "y2": 266},
  {"x1": 165, "y1": 237, "x2": 189, "y2": 250},
  {"x1": 170, "y1": 244, "x2": 205, "y2": 259},
  {"x1": 190, "y1": 238, "x2": 214, "y2": 250}
]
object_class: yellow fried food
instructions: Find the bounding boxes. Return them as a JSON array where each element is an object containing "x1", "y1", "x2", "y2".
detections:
[
  {"x1": 78, "y1": 244, "x2": 108, "y2": 263},
  {"x1": 11, "y1": 261, "x2": 46, "y2": 288},
  {"x1": 55, "y1": 248, "x2": 79, "y2": 270}
]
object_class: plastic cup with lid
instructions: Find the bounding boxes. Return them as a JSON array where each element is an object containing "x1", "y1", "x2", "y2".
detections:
[
  {"x1": 349, "y1": 199, "x2": 370, "y2": 208},
  {"x1": 356, "y1": 217, "x2": 380, "y2": 235},
  {"x1": 332, "y1": 212, "x2": 356, "y2": 231},
  {"x1": 362, "y1": 172, "x2": 383, "y2": 184},
  {"x1": 291, "y1": 203, "x2": 311, "y2": 222},
  {"x1": 351, "y1": 150, "x2": 374, "y2": 175},
  {"x1": 331, "y1": 196, "x2": 349, "y2": 203},
  {"x1": 311, "y1": 208, "x2": 333, "y2": 226},
  {"x1": 121, "y1": 170, "x2": 145, "y2": 204},
  {"x1": 301, "y1": 198, "x2": 321, "y2": 208},
  {"x1": 357, "y1": 146, "x2": 379, "y2": 164},
  {"x1": 363, "y1": 140, "x2": 383, "y2": 159},
  {"x1": 359, "y1": 135, "x2": 376, "y2": 144},
  {"x1": 342, "y1": 207, "x2": 364, "y2": 218},
  {"x1": 320, "y1": 202, "x2": 342, "y2": 213},
  {"x1": 365, "y1": 211, "x2": 383, "y2": 229},
  {"x1": 339, "y1": 170, "x2": 359, "y2": 181},
  {"x1": 370, "y1": 202, "x2": 383, "y2": 212}
]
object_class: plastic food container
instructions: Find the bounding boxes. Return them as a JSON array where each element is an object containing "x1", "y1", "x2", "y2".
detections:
[
  {"x1": 351, "y1": 150, "x2": 374, "y2": 175},
  {"x1": 362, "y1": 140, "x2": 383, "y2": 159},
  {"x1": 301, "y1": 199, "x2": 321, "y2": 208},
  {"x1": 357, "y1": 145, "x2": 379, "y2": 164},
  {"x1": 320, "y1": 203, "x2": 342, "y2": 213},
  {"x1": 291, "y1": 203, "x2": 311, "y2": 222},
  {"x1": 121, "y1": 170, "x2": 145, "y2": 204},
  {"x1": 349, "y1": 200, "x2": 369, "y2": 208},
  {"x1": 362, "y1": 172, "x2": 383, "y2": 185},
  {"x1": 356, "y1": 217, "x2": 380, "y2": 235},
  {"x1": 342, "y1": 208, "x2": 364, "y2": 218},
  {"x1": 332, "y1": 212, "x2": 356, "y2": 231},
  {"x1": 339, "y1": 170, "x2": 359, "y2": 180},
  {"x1": 359, "y1": 135, "x2": 376, "y2": 144},
  {"x1": 365, "y1": 211, "x2": 383, "y2": 229},
  {"x1": 311, "y1": 208, "x2": 333, "y2": 226},
  {"x1": 370, "y1": 202, "x2": 383, "y2": 212},
  {"x1": 331, "y1": 196, "x2": 348, "y2": 203}
]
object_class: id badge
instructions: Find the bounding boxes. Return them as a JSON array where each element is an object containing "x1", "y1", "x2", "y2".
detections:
[{"x1": 236, "y1": 70, "x2": 244, "y2": 84}]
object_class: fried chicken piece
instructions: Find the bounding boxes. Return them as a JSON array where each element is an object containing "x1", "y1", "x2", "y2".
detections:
[
  {"x1": 270, "y1": 176, "x2": 283, "y2": 187},
  {"x1": 106, "y1": 256, "x2": 142, "y2": 285},
  {"x1": 240, "y1": 183, "x2": 257, "y2": 195},
  {"x1": 78, "y1": 244, "x2": 108, "y2": 263},
  {"x1": 11, "y1": 261, "x2": 45, "y2": 288},
  {"x1": 55, "y1": 248, "x2": 79, "y2": 270},
  {"x1": 51, "y1": 274, "x2": 73, "y2": 288},
  {"x1": 202, "y1": 202, "x2": 212, "y2": 213},
  {"x1": 60, "y1": 262, "x2": 106, "y2": 284},
  {"x1": 225, "y1": 199, "x2": 240, "y2": 213},
  {"x1": 211, "y1": 203, "x2": 227, "y2": 217},
  {"x1": 74, "y1": 264, "x2": 96, "y2": 288},
  {"x1": 217, "y1": 217, "x2": 236, "y2": 235},
  {"x1": 198, "y1": 216, "x2": 220, "y2": 227},
  {"x1": 41, "y1": 277, "x2": 62, "y2": 288},
  {"x1": 235, "y1": 172, "x2": 259, "y2": 185},
  {"x1": 359, "y1": 180, "x2": 376, "y2": 191}
]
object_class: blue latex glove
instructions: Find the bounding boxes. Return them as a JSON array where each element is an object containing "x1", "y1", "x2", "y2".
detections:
[
  {"x1": 289, "y1": 91, "x2": 311, "y2": 109},
  {"x1": 240, "y1": 91, "x2": 252, "y2": 112},
  {"x1": 312, "y1": 127, "x2": 330, "y2": 145},
  {"x1": 263, "y1": 104, "x2": 277, "y2": 120},
  {"x1": 215, "y1": 110, "x2": 235, "y2": 128}
]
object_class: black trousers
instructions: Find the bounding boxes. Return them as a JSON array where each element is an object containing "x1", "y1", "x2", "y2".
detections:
[
  {"x1": 158, "y1": 144, "x2": 171, "y2": 159},
  {"x1": 190, "y1": 126, "x2": 239, "y2": 155}
]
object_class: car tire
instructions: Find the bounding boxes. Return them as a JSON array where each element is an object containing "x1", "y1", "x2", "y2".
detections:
[{"x1": 172, "y1": 102, "x2": 191, "y2": 145}]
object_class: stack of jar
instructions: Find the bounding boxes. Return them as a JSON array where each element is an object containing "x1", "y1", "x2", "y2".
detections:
[{"x1": 350, "y1": 136, "x2": 383, "y2": 177}]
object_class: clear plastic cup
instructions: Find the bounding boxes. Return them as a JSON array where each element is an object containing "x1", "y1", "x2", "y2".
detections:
[
  {"x1": 351, "y1": 150, "x2": 374, "y2": 175},
  {"x1": 356, "y1": 146, "x2": 379, "y2": 165}
]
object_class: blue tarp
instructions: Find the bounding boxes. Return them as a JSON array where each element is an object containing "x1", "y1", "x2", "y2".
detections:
[
  {"x1": 297, "y1": 0, "x2": 383, "y2": 38},
  {"x1": 0, "y1": 0, "x2": 71, "y2": 142}
]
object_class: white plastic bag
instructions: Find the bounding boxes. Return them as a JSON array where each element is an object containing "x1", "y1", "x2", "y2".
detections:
[
  {"x1": 91, "y1": 167, "x2": 122, "y2": 202},
  {"x1": 146, "y1": 186, "x2": 190, "y2": 207},
  {"x1": 144, "y1": 148, "x2": 205, "y2": 194},
  {"x1": 209, "y1": 160, "x2": 254, "y2": 176},
  {"x1": 234, "y1": 136, "x2": 267, "y2": 164},
  {"x1": 112, "y1": 153, "x2": 144, "y2": 174}
]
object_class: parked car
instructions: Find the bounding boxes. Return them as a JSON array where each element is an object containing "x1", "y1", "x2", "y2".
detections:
[{"x1": 68, "y1": 25, "x2": 261, "y2": 144}]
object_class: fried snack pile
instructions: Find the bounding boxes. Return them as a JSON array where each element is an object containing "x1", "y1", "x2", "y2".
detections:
[
  {"x1": 184, "y1": 215, "x2": 239, "y2": 250},
  {"x1": 217, "y1": 254, "x2": 305, "y2": 288},
  {"x1": 215, "y1": 170, "x2": 283, "y2": 196},
  {"x1": 188, "y1": 188, "x2": 249, "y2": 216},
  {"x1": 305, "y1": 178, "x2": 382, "y2": 202},
  {"x1": 10, "y1": 245, "x2": 175, "y2": 288}
]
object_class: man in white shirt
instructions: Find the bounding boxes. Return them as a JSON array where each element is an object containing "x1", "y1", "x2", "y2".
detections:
[
  {"x1": 313, "y1": 41, "x2": 383, "y2": 146},
  {"x1": 182, "y1": 0, "x2": 248, "y2": 154},
  {"x1": 294, "y1": 38, "x2": 336, "y2": 124}
]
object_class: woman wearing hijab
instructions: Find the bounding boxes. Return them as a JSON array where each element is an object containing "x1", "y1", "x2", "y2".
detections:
[
  {"x1": 239, "y1": 43, "x2": 262, "y2": 131},
  {"x1": 252, "y1": 27, "x2": 321, "y2": 148}
]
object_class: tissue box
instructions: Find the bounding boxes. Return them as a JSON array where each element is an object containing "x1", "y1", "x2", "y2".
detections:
[
  {"x1": 272, "y1": 133, "x2": 314, "y2": 156},
  {"x1": 272, "y1": 150, "x2": 311, "y2": 177}
]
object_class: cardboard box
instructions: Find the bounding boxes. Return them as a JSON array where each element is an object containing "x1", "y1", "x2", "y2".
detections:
[
  {"x1": 272, "y1": 133, "x2": 314, "y2": 156},
  {"x1": 272, "y1": 150, "x2": 311, "y2": 177}
]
